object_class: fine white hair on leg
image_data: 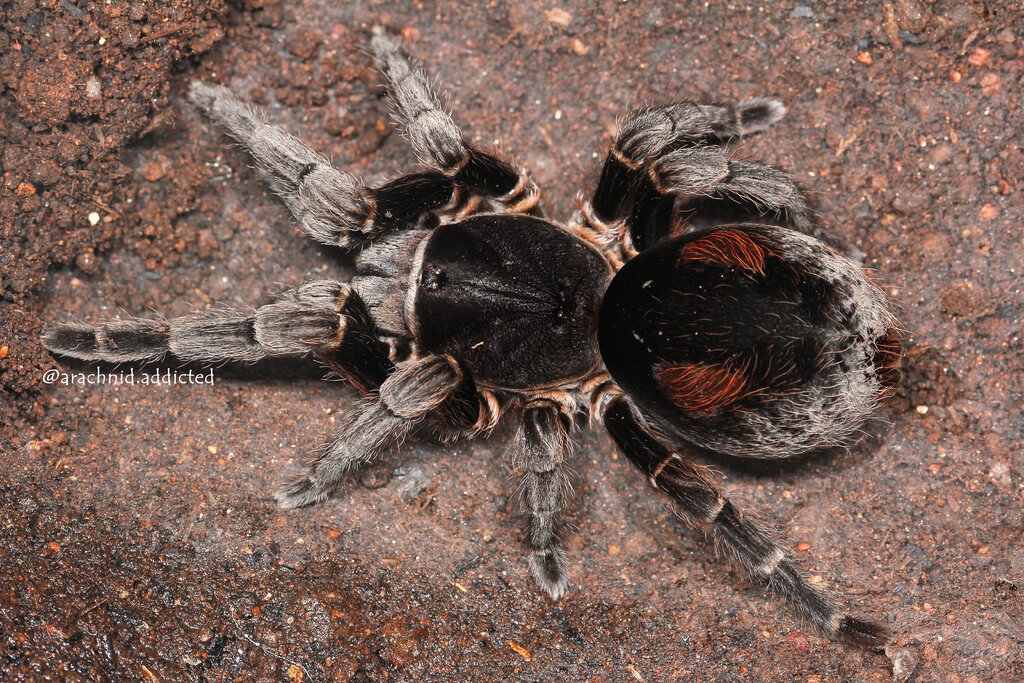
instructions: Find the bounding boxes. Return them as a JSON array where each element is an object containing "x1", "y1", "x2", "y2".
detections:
[
  {"x1": 603, "y1": 396, "x2": 890, "y2": 650},
  {"x1": 275, "y1": 355, "x2": 464, "y2": 508},
  {"x1": 369, "y1": 27, "x2": 466, "y2": 171},
  {"x1": 369, "y1": 28, "x2": 542, "y2": 213},
  {"x1": 189, "y1": 80, "x2": 375, "y2": 249},
  {"x1": 513, "y1": 400, "x2": 575, "y2": 599},
  {"x1": 591, "y1": 97, "x2": 806, "y2": 246},
  {"x1": 44, "y1": 280, "x2": 357, "y2": 366},
  {"x1": 650, "y1": 149, "x2": 814, "y2": 234}
]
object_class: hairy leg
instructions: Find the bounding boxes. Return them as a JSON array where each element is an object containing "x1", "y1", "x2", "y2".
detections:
[
  {"x1": 592, "y1": 99, "x2": 787, "y2": 221},
  {"x1": 370, "y1": 28, "x2": 541, "y2": 214},
  {"x1": 44, "y1": 280, "x2": 384, "y2": 371},
  {"x1": 603, "y1": 394, "x2": 889, "y2": 650},
  {"x1": 513, "y1": 399, "x2": 574, "y2": 599},
  {"x1": 276, "y1": 354, "x2": 466, "y2": 508},
  {"x1": 647, "y1": 148, "x2": 812, "y2": 233},
  {"x1": 578, "y1": 99, "x2": 812, "y2": 256},
  {"x1": 190, "y1": 82, "x2": 458, "y2": 248}
]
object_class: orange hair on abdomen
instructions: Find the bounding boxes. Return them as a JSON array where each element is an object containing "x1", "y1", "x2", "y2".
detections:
[
  {"x1": 680, "y1": 229, "x2": 775, "y2": 276},
  {"x1": 655, "y1": 361, "x2": 751, "y2": 412}
]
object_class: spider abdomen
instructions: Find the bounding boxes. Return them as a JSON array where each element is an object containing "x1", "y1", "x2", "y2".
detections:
[
  {"x1": 599, "y1": 225, "x2": 900, "y2": 458},
  {"x1": 414, "y1": 214, "x2": 612, "y2": 389}
]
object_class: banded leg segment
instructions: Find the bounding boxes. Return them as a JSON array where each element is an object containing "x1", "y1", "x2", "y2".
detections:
[
  {"x1": 276, "y1": 354, "x2": 465, "y2": 508},
  {"x1": 277, "y1": 281, "x2": 394, "y2": 396},
  {"x1": 602, "y1": 395, "x2": 888, "y2": 650},
  {"x1": 513, "y1": 400, "x2": 574, "y2": 599},
  {"x1": 659, "y1": 153, "x2": 813, "y2": 234},
  {"x1": 189, "y1": 81, "x2": 458, "y2": 248},
  {"x1": 370, "y1": 28, "x2": 540, "y2": 214},
  {"x1": 43, "y1": 281, "x2": 388, "y2": 378},
  {"x1": 588, "y1": 99, "x2": 814, "y2": 251}
]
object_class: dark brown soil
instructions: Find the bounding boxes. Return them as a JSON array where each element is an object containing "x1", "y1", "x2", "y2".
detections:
[{"x1": 2, "y1": 1, "x2": 1022, "y2": 681}]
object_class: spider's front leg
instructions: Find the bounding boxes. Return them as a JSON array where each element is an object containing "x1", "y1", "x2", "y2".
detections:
[
  {"x1": 513, "y1": 398, "x2": 575, "y2": 599},
  {"x1": 44, "y1": 280, "x2": 371, "y2": 365},
  {"x1": 603, "y1": 394, "x2": 889, "y2": 650},
  {"x1": 370, "y1": 28, "x2": 541, "y2": 215},
  {"x1": 189, "y1": 82, "x2": 459, "y2": 249}
]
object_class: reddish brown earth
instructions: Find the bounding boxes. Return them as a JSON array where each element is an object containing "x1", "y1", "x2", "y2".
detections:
[{"x1": 2, "y1": 1, "x2": 1022, "y2": 681}]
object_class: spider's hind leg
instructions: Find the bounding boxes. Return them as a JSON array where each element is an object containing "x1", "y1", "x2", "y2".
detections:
[
  {"x1": 581, "y1": 99, "x2": 814, "y2": 256},
  {"x1": 602, "y1": 394, "x2": 889, "y2": 651}
]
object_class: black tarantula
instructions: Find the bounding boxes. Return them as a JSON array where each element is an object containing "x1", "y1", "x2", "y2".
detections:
[{"x1": 46, "y1": 28, "x2": 903, "y2": 650}]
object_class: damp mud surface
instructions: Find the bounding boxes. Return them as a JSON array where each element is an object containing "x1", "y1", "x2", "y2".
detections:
[{"x1": 2, "y1": 1, "x2": 1022, "y2": 680}]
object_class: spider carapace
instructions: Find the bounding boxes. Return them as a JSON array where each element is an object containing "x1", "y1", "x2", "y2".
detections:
[{"x1": 45, "y1": 27, "x2": 902, "y2": 653}]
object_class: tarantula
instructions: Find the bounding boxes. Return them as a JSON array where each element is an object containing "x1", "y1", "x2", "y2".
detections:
[{"x1": 46, "y1": 28, "x2": 902, "y2": 650}]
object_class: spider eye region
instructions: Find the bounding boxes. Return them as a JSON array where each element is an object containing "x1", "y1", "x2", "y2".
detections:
[
  {"x1": 599, "y1": 225, "x2": 899, "y2": 458},
  {"x1": 421, "y1": 264, "x2": 446, "y2": 291}
]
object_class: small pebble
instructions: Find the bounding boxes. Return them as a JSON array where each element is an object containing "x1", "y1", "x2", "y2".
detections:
[
  {"x1": 546, "y1": 8, "x2": 572, "y2": 27},
  {"x1": 88, "y1": 212, "x2": 101, "y2": 226},
  {"x1": 992, "y1": 26, "x2": 1015, "y2": 44},
  {"x1": 916, "y1": 405, "x2": 929, "y2": 415},
  {"x1": 967, "y1": 48, "x2": 991, "y2": 67},
  {"x1": 393, "y1": 464, "x2": 429, "y2": 497},
  {"x1": 142, "y1": 159, "x2": 167, "y2": 182},
  {"x1": 980, "y1": 72, "x2": 1001, "y2": 96},
  {"x1": 31, "y1": 160, "x2": 62, "y2": 187},
  {"x1": 75, "y1": 251, "x2": 96, "y2": 274},
  {"x1": 987, "y1": 462, "x2": 1011, "y2": 487},
  {"x1": 85, "y1": 77, "x2": 101, "y2": 99},
  {"x1": 360, "y1": 463, "x2": 392, "y2": 489},
  {"x1": 191, "y1": 26, "x2": 224, "y2": 54}
]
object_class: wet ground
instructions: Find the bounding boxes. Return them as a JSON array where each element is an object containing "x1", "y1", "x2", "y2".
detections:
[{"x1": 2, "y1": 1, "x2": 1022, "y2": 680}]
